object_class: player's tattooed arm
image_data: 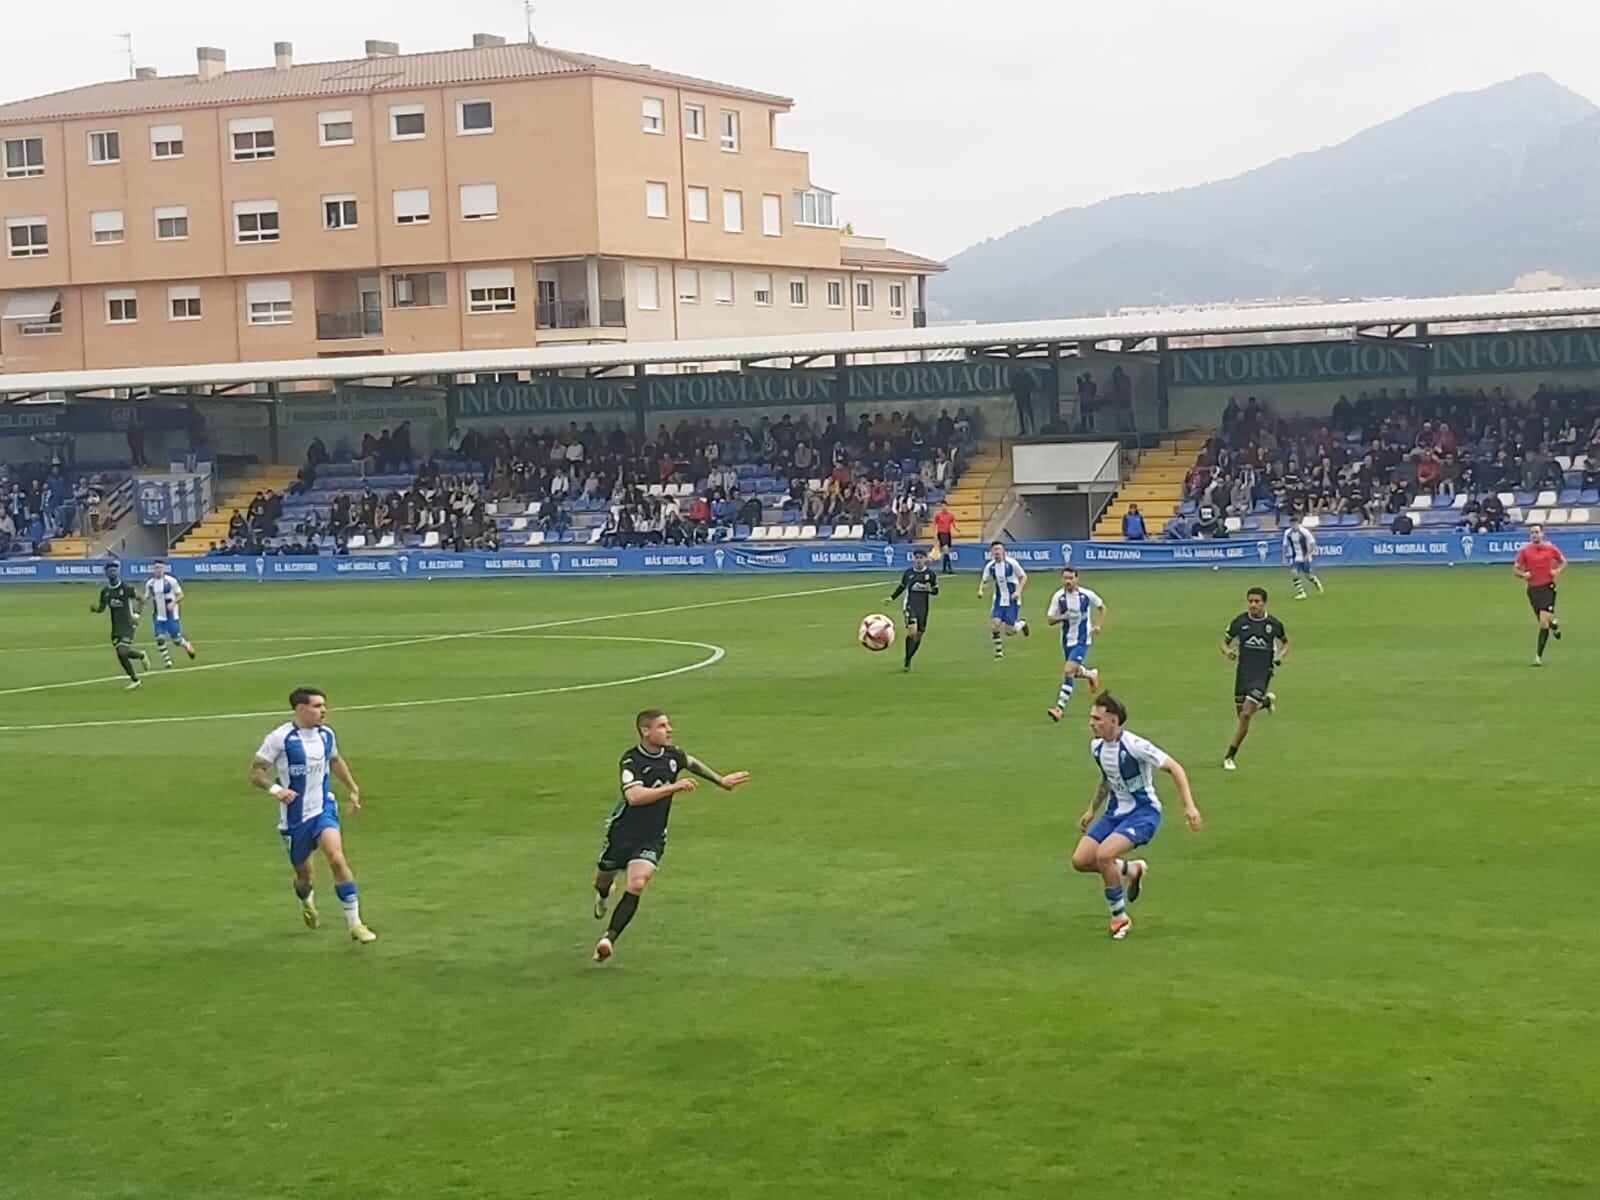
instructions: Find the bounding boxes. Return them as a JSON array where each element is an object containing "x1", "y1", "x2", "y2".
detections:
[
  {"x1": 248, "y1": 757, "x2": 294, "y2": 804},
  {"x1": 1078, "y1": 777, "x2": 1109, "y2": 831},
  {"x1": 686, "y1": 755, "x2": 750, "y2": 791}
]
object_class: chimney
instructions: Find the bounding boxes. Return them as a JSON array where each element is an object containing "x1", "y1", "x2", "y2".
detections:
[
  {"x1": 135, "y1": 66, "x2": 157, "y2": 80},
  {"x1": 365, "y1": 39, "x2": 399, "y2": 59},
  {"x1": 472, "y1": 33, "x2": 506, "y2": 48},
  {"x1": 196, "y1": 46, "x2": 226, "y2": 82},
  {"x1": 274, "y1": 41, "x2": 293, "y2": 71}
]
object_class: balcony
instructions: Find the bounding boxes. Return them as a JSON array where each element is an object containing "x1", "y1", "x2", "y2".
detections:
[
  {"x1": 536, "y1": 297, "x2": 626, "y2": 330},
  {"x1": 316, "y1": 309, "x2": 383, "y2": 341}
]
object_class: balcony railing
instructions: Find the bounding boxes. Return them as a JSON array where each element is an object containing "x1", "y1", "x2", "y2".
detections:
[
  {"x1": 536, "y1": 297, "x2": 627, "y2": 330},
  {"x1": 316, "y1": 309, "x2": 383, "y2": 340}
]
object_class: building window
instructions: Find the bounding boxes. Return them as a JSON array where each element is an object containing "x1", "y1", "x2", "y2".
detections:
[
  {"x1": 88, "y1": 130, "x2": 121, "y2": 164},
  {"x1": 789, "y1": 277, "x2": 808, "y2": 307},
  {"x1": 155, "y1": 206, "x2": 189, "y2": 240},
  {"x1": 719, "y1": 110, "x2": 739, "y2": 152},
  {"x1": 753, "y1": 272, "x2": 772, "y2": 306},
  {"x1": 466, "y1": 267, "x2": 516, "y2": 313},
  {"x1": 855, "y1": 279, "x2": 873, "y2": 309},
  {"x1": 635, "y1": 265, "x2": 660, "y2": 311},
  {"x1": 762, "y1": 194, "x2": 781, "y2": 237},
  {"x1": 676, "y1": 267, "x2": 698, "y2": 303},
  {"x1": 826, "y1": 278, "x2": 844, "y2": 308},
  {"x1": 168, "y1": 286, "x2": 202, "y2": 321},
  {"x1": 889, "y1": 282, "x2": 906, "y2": 317},
  {"x1": 229, "y1": 118, "x2": 275, "y2": 162},
  {"x1": 150, "y1": 124, "x2": 183, "y2": 159},
  {"x1": 17, "y1": 297, "x2": 62, "y2": 336},
  {"x1": 5, "y1": 217, "x2": 47, "y2": 257},
  {"x1": 460, "y1": 183, "x2": 499, "y2": 221},
  {"x1": 393, "y1": 188, "x2": 430, "y2": 225},
  {"x1": 4, "y1": 136, "x2": 44, "y2": 178},
  {"x1": 711, "y1": 269, "x2": 734, "y2": 305},
  {"x1": 389, "y1": 105, "x2": 426, "y2": 140},
  {"x1": 233, "y1": 200, "x2": 280, "y2": 244},
  {"x1": 105, "y1": 290, "x2": 138, "y2": 324},
  {"x1": 323, "y1": 195, "x2": 358, "y2": 230},
  {"x1": 641, "y1": 97, "x2": 665, "y2": 134},
  {"x1": 645, "y1": 181, "x2": 669, "y2": 219},
  {"x1": 246, "y1": 279, "x2": 293, "y2": 325},
  {"x1": 795, "y1": 187, "x2": 836, "y2": 227},
  {"x1": 319, "y1": 111, "x2": 354, "y2": 146},
  {"x1": 90, "y1": 210, "x2": 124, "y2": 245},
  {"x1": 683, "y1": 105, "x2": 705, "y2": 139},
  {"x1": 390, "y1": 271, "x2": 446, "y2": 308},
  {"x1": 686, "y1": 186, "x2": 709, "y2": 223},
  {"x1": 457, "y1": 100, "x2": 493, "y2": 134},
  {"x1": 722, "y1": 190, "x2": 743, "y2": 233}
]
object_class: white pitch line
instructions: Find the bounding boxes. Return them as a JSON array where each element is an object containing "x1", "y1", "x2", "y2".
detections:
[
  {"x1": 0, "y1": 635, "x2": 723, "y2": 733},
  {"x1": 0, "y1": 633, "x2": 401, "y2": 655},
  {"x1": 0, "y1": 577, "x2": 884, "y2": 699}
]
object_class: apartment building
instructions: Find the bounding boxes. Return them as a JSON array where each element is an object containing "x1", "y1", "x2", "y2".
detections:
[{"x1": 0, "y1": 36, "x2": 942, "y2": 374}]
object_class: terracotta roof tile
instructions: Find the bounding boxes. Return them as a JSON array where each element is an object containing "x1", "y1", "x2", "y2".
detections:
[
  {"x1": 840, "y1": 245, "x2": 946, "y2": 273},
  {"x1": 0, "y1": 43, "x2": 791, "y2": 126}
]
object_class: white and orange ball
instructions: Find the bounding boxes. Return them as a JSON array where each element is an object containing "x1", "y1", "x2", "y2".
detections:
[{"x1": 858, "y1": 613, "x2": 896, "y2": 651}]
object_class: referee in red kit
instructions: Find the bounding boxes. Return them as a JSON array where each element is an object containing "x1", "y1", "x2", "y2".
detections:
[{"x1": 1513, "y1": 523, "x2": 1566, "y2": 666}]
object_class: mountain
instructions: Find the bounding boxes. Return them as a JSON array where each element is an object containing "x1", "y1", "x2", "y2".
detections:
[{"x1": 935, "y1": 74, "x2": 1600, "y2": 321}]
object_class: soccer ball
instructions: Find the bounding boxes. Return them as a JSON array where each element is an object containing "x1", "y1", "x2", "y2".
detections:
[{"x1": 858, "y1": 613, "x2": 896, "y2": 651}]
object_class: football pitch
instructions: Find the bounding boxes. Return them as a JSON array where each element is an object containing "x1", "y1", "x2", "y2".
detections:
[{"x1": 2, "y1": 567, "x2": 1596, "y2": 1199}]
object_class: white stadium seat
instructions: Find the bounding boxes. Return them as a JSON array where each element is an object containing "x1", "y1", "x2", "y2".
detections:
[
  {"x1": 781, "y1": 524, "x2": 801, "y2": 539},
  {"x1": 1496, "y1": 492, "x2": 1516, "y2": 507},
  {"x1": 420, "y1": 531, "x2": 440, "y2": 548},
  {"x1": 525, "y1": 500, "x2": 541, "y2": 515},
  {"x1": 1545, "y1": 509, "x2": 1569, "y2": 525},
  {"x1": 1526, "y1": 509, "x2": 1546, "y2": 526},
  {"x1": 808, "y1": 478, "x2": 824, "y2": 493},
  {"x1": 847, "y1": 523, "x2": 864, "y2": 538},
  {"x1": 525, "y1": 531, "x2": 544, "y2": 545},
  {"x1": 799, "y1": 525, "x2": 818, "y2": 540},
  {"x1": 1573, "y1": 455, "x2": 1589, "y2": 471},
  {"x1": 1570, "y1": 509, "x2": 1591, "y2": 524},
  {"x1": 376, "y1": 533, "x2": 397, "y2": 549},
  {"x1": 750, "y1": 526, "x2": 770, "y2": 541},
  {"x1": 1452, "y1": 492, "x2": 1470, "y2": 508},
  {"x1": 647, "y1": 483, "x2": 665, "y2": 498},
  {"x1": 510, "y1": 517, "x2": 528, "y2": 532},
  {"x1": 1535, "y1": 489, "x2": 1559, "y2": 508},
  {"x1": 1409, "y1": 495, "x2": 1431, "y2": 510},
  {"x1": 1224, "y1": 515, "x2": 1243, "y2": 534},
  {"x1": 1508, "y1": 507, "x2": 1524, "y2": 524},
  {"x1": 1301, "y1": 514, "x2": 1320, "y2": 529},
  {"x1": 587, "y1": 526, "x2": 604, "y2": 544},
  {"x1": 829, "y1": 524, "x2": 852, "y2": 539},
  {"x1": 347, "y1": 534, "x2": 367, "y2": 549},
  {"x1": 1556, "y1": 456, "x2": 1573, "y2": 472}
]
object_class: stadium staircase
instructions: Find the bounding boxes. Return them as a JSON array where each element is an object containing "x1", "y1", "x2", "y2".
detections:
[
  {"x1": 1092, "y1": 430, "x2": 1210, "y2": 540},
  {"x1": 169, "y1": 464, "x2": 301, "y2": 556},
  {"x1": 944, "y1": 440, "x2": 1004, "y2": 537}
]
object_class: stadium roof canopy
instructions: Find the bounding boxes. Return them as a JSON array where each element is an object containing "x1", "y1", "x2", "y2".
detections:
[{"x1": 5, "y1": 287, "x2": 1600, "y2": 400}]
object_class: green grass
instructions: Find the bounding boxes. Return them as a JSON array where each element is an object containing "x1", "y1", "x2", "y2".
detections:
[{"x1": 1, "y1": 567, "x2": 1596, "y2": 1199}]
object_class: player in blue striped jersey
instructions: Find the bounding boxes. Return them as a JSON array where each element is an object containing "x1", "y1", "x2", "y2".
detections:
[
  {"x1": 978, "y1": 541, "x2": 1030, "y2": 658},
  {"x1": 1045, "y1": 567, "x2": 1105, "y2": 722},
  {"x1": 143, "y1": 559, "x2": 197, "y2": 668},
  {"x1": 1282, "y1": 517, "x2": 1324, "y2": 600},
  {"x1": 1071, "y1": 692, "x2": 1202, "y2": 939},
  {"x1": 248, "y1": 686, "x2": 376, "y2": 943}
]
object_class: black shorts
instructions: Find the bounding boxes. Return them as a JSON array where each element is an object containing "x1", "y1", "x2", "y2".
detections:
[
  {"x1": 1527, "y1": 584, "x2": 1557, "y2": 614},
  {"x1": 1234, "y1": 668, "x2": 1273, "y2": 709},
  {"x1": 597, "y1": 830, "x2": 665, "y2": 875},
  {"x1": 936, "y1": 531, "x2": 953, "y2": 548},
  {"x1": 110, "y1": 632, "x2": 135, "y2": 649},
  {"x1": 904, "y1": 602, "x2": 930, "y2": 631}
]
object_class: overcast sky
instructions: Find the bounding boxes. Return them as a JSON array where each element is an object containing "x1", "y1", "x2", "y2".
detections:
[{"x1": 7, "y1": 0, "x2": 1600, "y2": 260}]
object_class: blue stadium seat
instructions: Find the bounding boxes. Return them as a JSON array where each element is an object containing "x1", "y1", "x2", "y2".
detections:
[
  {"x1": 1559, "y1": 488, "x2": 1581, "y2": 506},
  {"x1": 1582, "y1": 489, "x2": 1600, "y2": 506}
]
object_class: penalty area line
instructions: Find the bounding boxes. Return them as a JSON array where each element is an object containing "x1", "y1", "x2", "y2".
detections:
[{"x1": 0, "y1": 635, "x2": 724, "y2": 733}]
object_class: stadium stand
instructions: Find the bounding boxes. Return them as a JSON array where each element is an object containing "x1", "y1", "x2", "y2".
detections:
[
  {"x1": 1104, "y1": 387, "x2": 1600, "y2": 540},
  {"x1": 203, "y1": 412, "x2": 983, "y2": 555},
  {"x1": 0, "y1": 461, "x2": 133, "y2": 558}
]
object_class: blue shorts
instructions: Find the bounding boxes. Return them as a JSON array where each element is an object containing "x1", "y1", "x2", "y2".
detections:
[
  {"x1": 992, "y1": 602, "x2": 1020, "y2": 626},
  {"x1": 1064, "y1": 642, "x2": 1090, "y2": 666},
  {"x1": 153, "y1": 617, "x2": 184, "y2": 641},
  {"x1": 1085, "y1": 807, "x2": 1161, "y2": 848},
  {"x1": 281, "y1": 808, "x2": 341, "y2": 865}
]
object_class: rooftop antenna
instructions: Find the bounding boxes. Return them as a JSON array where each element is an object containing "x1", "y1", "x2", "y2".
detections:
[
  {"x1": 115, "y1": 32, "x2": 135, "y2": 79},
  {"x1": 523, "y1": 1, "x2": 537, "y2": 44}
]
